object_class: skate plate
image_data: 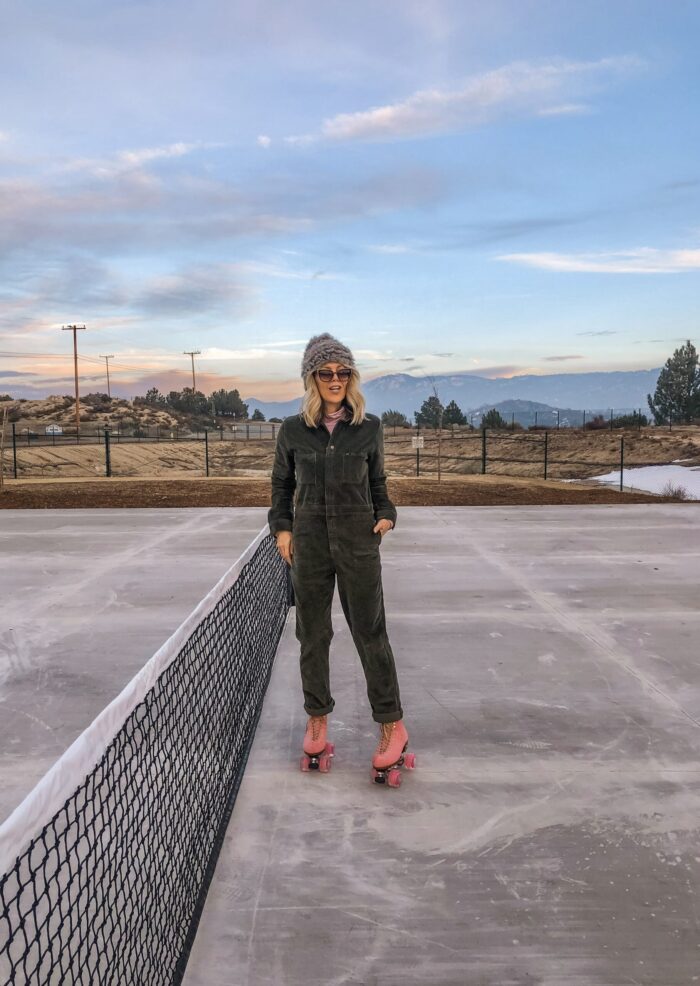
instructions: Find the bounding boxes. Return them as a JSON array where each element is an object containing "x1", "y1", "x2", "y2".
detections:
[
  {"x1": 372, "y1": 747, "x2": 416, "y2": 787},
  {"x1": 300, "y1": 742, "x2": 335, "y2": 773}
]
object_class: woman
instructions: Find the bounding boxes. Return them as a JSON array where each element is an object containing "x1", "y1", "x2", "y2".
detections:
[{"x1": 268, "y1": 333, "x2": 413, "y2": 785}]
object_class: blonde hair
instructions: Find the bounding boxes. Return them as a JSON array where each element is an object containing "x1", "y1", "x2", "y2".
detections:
[{"x1": 301, "y1": 368, "x2": 366, "y2": 428}]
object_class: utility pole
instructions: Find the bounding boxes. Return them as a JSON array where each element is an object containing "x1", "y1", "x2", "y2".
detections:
[
  {"x1": 184, "y1": 350, "x2": 201, "y2": 391},
  {"x1": 62, "y1": 324, "x2": 86, "y2": 434},
  {"x1": 100, "y1": 354, "x2": 114, "y2": 398}
]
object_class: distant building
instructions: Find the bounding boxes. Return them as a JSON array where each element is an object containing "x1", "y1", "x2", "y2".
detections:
[{"x1": 45, "y1": 424, "x2": 63, "y2": 435}]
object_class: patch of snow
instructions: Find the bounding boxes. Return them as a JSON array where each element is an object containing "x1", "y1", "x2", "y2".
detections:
[{"x1": 589, "y1": 464, "x2": 700, "y2": 500}]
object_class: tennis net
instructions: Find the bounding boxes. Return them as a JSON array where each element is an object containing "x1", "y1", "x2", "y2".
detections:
[{"x1": 0, "y1": 527, "x2": 291, "y2": 985}]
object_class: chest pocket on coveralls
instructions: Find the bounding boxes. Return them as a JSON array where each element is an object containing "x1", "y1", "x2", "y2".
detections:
[
  {"x1": 296, "y1": 452, "x2": 317, "y2": 486},
  {"x1": 342, "y1": 452, "x2": 369, "y2": 483}
]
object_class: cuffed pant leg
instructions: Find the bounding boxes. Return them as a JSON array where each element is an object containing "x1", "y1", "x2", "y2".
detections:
[
  {"x1": 291, "y1": 518, "x2": 336, "y2": 717},
  {"x1": 334, "y1": 518, "x2": 403, "y2": 724}
]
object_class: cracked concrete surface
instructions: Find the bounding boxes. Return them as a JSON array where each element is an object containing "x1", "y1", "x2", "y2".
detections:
[
  {"x1": 0, "y1": 508, "x2": 269, "y2": 825},
  {"x1": 2, "y1": 505, "x2": 699, "y2": 984},
  {"x1": 181, "y1": 505, "x2": 700, "y2": 986}
]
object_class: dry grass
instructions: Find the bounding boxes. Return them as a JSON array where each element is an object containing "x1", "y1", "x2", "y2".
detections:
[{"x1": 4, "y1": 426, "x2": 700, "y2": 485}]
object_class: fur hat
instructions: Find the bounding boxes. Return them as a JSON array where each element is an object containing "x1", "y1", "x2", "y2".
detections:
[{"x1": 301, "y1": 333, "x2": 356, "y2": 379}]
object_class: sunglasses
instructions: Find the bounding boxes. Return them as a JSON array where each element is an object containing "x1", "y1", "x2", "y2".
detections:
[{"x1": 316, "y1": 368, "x2": 352, "y2": 383}]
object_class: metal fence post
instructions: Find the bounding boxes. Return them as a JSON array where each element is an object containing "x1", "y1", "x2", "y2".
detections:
[
  {"x1": 104, "y1": 428, "x2": 112, "y2": 477},
  {"x1": 609, "y1": 408, "x2": 614, "y2": 430},
  {"x1": 12, "y1": 422, "x2": 17, "y2": 479},
  {"x1": 204, "y1": 429, "x2": 210, "y2": 477},
  {"x1": 246, "y1": 423, "x2": 250, "y2": 440},
  {"x1": 481, "y1": 428, "x2": 487, "y2": 474},
  {"x1": 543, "y1": 431, "x2": 548, "y2": 480},
  {"x1": 416, "y1": 446, "x2": 420, "y2": 476},
  {"x1": 619, "y1": 437, "x2": 624, "y2": 492},
  {"x1": 582, "y1": 409, "x2": 586, "y2": 429}
]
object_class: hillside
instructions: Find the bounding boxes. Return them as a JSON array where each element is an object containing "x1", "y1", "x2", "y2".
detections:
[{"x1": 0, "y1": 394, "x2": 253, "y2": 437}]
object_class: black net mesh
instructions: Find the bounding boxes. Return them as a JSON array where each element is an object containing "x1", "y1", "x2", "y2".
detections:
[{"x1": 0, "y1": 534, "x2": 291, "y2": 985}]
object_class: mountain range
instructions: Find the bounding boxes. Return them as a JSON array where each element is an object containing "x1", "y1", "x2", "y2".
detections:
[{"x1": 245, "y1": 368, "x2": 661, "y2": 421}]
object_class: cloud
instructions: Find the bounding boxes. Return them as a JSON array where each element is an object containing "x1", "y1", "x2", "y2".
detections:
[
  {"x1": 576, "y1": 330, "x2": 618, "y2": 337},
  {"x1": 466, "y1": 365, "x2": 540, "y2": 378},
  {"x1": 129, "y1": 264, "x2": 256, "y2": 319},
  {"x1": 536, "y1": 103, "x2": 591, "y2": 117},
  {"x1": 288, "y1": 56, "x2": 643, "y2": 144},
  {"x1": 431, "y1": 352, "x2": 454, "y2": 357},
  {"x1": 368, "y1": 213, "x2": 598, "y2": 255},
  {"x1": 541, "y1": 355, "x2": 584, "y2": 361},
  {"x1": 368, "y1": 243, "x2": 415, "y2": 254},
  {"x1": 0, "y1": 156, "x2": 443, "y2": 263},
  {"x1": 64, "y1": 142, "x2": 207, "y2": 179},
  {"x1": 0, "y1": 369, "x2": 35, "y2": 377},
  {"x1": 257, "y1": 135, "x2": 272, "y2": 149},
  {"x1": 239, "y1": 261, "x2": 343, "y2": 281},
  {"x1": 0, "y1": 257, "x2": 258, "y2": 332},
  {"x1": 498, "y1": 247, "x2": 700, "y2": 273}
]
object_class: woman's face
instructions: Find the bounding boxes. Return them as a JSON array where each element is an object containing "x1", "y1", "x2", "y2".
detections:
[{"x1": 315, "y1": 361, "x2": 351, "y2": 404}]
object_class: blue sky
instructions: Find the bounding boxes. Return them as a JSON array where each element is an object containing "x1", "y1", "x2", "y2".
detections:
[{"x1": 1, "y1": 0, "x2": 699, "y2": 400}]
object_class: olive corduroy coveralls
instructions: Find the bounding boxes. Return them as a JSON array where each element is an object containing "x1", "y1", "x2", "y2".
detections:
[{"x1": 268, "y1": 411, "x2": 403, "y2": 724}]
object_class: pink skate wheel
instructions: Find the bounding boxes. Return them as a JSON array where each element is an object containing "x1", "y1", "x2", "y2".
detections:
[
  {"x1": 403, "y1": 753, "x2": 416, "y2": 769},
  {"x1": 300, "y1": 755, "x2": 311, "y2": 772},
  {"x1": 325, "y1": 742, "x2": 335, "y2": 756},
  {"x1": 387, "y1": 768, "x2": 402, "y2": 788},
  {"x1": 318, "y1": 753, "x2": 331, "y2": 773}
]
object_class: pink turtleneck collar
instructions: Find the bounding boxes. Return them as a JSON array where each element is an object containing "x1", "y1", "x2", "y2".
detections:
[{"x1": 322, "y1": 404, "x2": 350, "y2": 434}]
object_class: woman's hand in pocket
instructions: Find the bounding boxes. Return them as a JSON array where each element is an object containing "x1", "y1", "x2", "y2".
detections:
[
  {"x1": 275, "y1": 531, "x2": 294, "y2": 565},
  {"x1": 372, "y1": 519, "x2": 394, "y2": 539}
]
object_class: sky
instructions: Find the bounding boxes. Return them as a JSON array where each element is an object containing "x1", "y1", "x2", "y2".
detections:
[{"x1": 1, "y1": 0, "x2": 699, "y2": 401}]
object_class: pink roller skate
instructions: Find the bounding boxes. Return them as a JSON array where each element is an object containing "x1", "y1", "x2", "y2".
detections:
[
  {"x1": 371, "y1": 720, "x2": 416, "y2": 787},
  {"x1": 300, "y1": 714, "x2": 335, "y2": 773}
]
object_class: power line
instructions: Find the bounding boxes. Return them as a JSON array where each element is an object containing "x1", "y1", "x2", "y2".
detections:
[{"x1": 0, "y1": 351, "x2": 183, "y2": 373}]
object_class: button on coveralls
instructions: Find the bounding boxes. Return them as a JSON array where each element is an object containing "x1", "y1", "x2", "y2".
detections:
[{"x1": 268, "y1": 411, "x2": 402, "y2": 724}]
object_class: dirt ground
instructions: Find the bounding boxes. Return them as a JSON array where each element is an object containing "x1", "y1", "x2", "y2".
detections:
[{"x1": 0, "y1": 474, "x2": 692, "y2": 510}]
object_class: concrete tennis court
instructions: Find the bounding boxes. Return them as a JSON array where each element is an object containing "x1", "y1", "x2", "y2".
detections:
[
  {"x1": 2, "y1": 505, "x2": 700, "y2": 984},
  {"x1": 0, "y1": 508, "x2": 268, "y2": 823}
]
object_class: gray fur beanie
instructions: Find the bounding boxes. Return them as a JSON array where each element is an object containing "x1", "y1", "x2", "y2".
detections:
[{"x1": 301, "y1": 333, "x2": 356, "y2": 380}]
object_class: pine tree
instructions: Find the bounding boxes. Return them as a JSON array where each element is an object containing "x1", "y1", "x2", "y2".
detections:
[
  {"x1": 647, "y1": 340, "x2": 700, "y2": 424},
  {"x1": 381, "y1": 409, "x2": 410, "y2": 428},
  {"x1": 481, "y1": 408, "x2": 508, "y2": 429},
  {"x1": 443, "y1": 400, "x2": 466, "y2": 429},
  {"x1": 414, "y1": 395, "x2": 444, "y2": 429}
]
